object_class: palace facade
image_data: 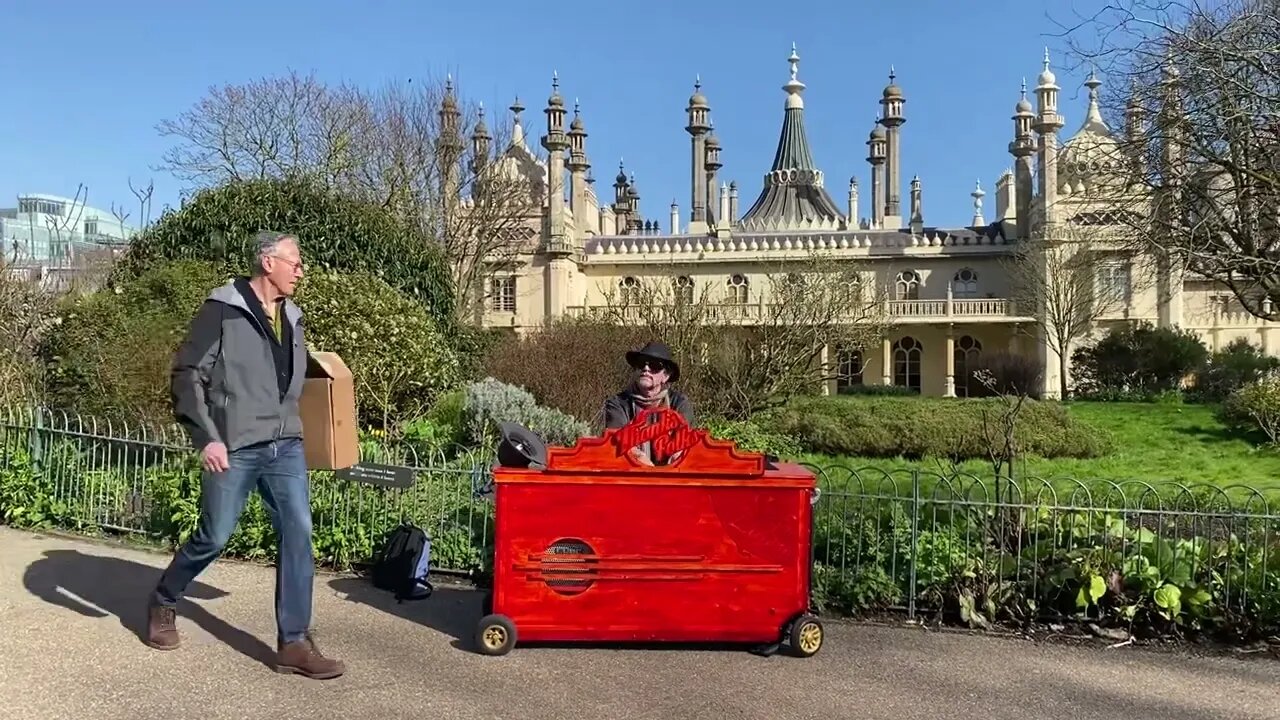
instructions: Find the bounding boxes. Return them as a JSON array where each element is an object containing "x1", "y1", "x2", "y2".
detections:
[{"x1": 451, "y1": 46, "x2": 1280, "y2": 399}]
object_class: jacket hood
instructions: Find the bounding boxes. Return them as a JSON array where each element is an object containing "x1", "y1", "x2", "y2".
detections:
[{"x1": 208, "y1": 278, "x2": 303, "y2": 327}]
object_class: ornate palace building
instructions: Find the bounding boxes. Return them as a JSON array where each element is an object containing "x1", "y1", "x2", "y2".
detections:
[{"x1": 455, "y1": 46, "x2": 1280, "y2": 398}]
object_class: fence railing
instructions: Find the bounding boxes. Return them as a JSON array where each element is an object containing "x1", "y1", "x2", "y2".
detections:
[{"x1": 3, "y1": 406, "x2": 1280, "y2": 636}]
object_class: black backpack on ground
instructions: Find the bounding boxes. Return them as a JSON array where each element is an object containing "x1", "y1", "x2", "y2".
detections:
[{"x1": 371, "y1": 523, "x2": 434, "y2": 602}]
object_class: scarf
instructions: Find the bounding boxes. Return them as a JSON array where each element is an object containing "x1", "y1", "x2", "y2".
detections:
[{"x1": 627, "y1": 382, "x2": 671, "y2": 464}]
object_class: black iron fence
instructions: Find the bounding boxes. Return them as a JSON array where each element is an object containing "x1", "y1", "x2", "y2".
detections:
[{"x1": 3, "y1": 406, "x2": 1279, "y2": 637}]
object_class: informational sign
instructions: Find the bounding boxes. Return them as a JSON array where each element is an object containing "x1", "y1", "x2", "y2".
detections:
[{"x1": 335, "y1": 462, "x2": 417, "y2": 489}]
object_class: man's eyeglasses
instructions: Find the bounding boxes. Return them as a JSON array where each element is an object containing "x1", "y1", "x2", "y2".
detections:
[
  {"x1": 269, "y1": 255, "x2": 305, "y2": 273},
  {"x1": 633, "y1": 360, "x2": 667, "y2": 374}
]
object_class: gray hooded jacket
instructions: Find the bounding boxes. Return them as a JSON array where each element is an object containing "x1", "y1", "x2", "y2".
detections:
[{"x1": 171, "y1": 279, "x2": 308, "y2": 452}]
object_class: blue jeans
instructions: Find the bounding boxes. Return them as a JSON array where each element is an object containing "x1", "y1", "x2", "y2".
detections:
[{"x1": 152, "y1": 437, "x2": 314, "y2": 646}]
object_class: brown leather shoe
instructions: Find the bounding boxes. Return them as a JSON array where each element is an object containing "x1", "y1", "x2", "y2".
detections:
[
  {"x1": 146, "y1": 605, "x2": 180, "y2": 650},
  {"x1": 275, "y1": 633, "x2": 345, "y2": 680}
]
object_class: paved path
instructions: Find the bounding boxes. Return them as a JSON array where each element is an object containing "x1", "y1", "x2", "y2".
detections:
[{"x1": 1, "y1": 527, "x2": 1277, "y2": 720}]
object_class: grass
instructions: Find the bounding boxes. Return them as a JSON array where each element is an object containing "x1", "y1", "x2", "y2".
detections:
[{"x1": 808, "y1": 400, "x2": 1280, "y2": 494}]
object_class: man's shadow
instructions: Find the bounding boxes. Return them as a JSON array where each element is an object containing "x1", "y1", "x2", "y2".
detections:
[{"x1": 22, "y1": 548, "x2": 275, "y2": 667}]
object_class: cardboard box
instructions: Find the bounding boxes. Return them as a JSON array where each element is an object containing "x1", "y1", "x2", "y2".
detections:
[{"x1": 300, "y1": 351, "x2": 359, "y2": 470}]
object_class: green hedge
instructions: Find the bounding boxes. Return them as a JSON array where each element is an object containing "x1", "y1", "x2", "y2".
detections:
[{"x1": 766, "y1": 396, "x2": 1112, "y2": 460}]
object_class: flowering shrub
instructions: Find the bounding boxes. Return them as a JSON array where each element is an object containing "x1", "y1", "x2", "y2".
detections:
[{"x1": 462, "y1": 377, "x2": 589, "y2": 449}]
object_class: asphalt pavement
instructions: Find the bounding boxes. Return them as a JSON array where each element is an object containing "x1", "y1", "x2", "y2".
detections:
[{"x1": 1, "y1": 526, "x2": 1277, "y2": 720}]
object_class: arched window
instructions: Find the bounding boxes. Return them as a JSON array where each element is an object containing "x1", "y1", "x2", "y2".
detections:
[
  {"x1": 618, "y1": 276, "x2": 641, "y2": 305},
  {"x1": 893, "y1": 337, "x2": 922, "y2": 392},
  {"x1": 954, "y1": 335, "x2": 983, "y2": 397},
  {"x1": 673, "y1": 275, "x2": 694, "y2": 304},
  {"x1": 727, "y1": 274, "x2": 749, "y2": 304},
  {"x1": 895, "y1": 271, "x2": 921, "y2": 300},
  {"x1": 836, "y1": 348, "x2": 864, "y2": 393},
  {"x1": 953, "y1": 268, "x2": 978, "y2": 299}
]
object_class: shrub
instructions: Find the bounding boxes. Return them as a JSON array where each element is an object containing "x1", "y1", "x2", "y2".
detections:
[
  {"x1": 703, "y1": 417, "x2": 804, "y2": 459},
  {"x1": 294, "y1": 270, "x2": 462, "y2": 431},
  {"x1": 975, "y1": 350, "x2": 1043, "y2": 399},
  {"x1": 1219, "y1": 373, "x2": 1280, "y2": 444},
  {"x1": 1072, "y1": 322, "x2": 1209, "y2": 399},
  {"x1": 766, "y1": 396, "x2": 1111, "y2": 461},
  {"x1": 115, "y1": 176, "x2": 456, "y2": 325},
  {"x1": 38, "y1": 259, "x2": 229, "y2": 425},
  {"x1": 462, "y1": 378, "x2": 590, "y2": 449},
  {"x1": 482, "y1": 319, "x2": 649, "y2": 423},
  {"x1": 1191, "y1": 338, "x2": 1280, "y2": 403}
]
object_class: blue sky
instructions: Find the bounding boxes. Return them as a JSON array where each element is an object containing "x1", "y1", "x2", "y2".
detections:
[{"x1": 1, "y1": 0, "x2": 1112, "y2": 230}]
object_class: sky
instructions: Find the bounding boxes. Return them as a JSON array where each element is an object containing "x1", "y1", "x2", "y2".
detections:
[{"x1": 0, "y1": 0, "x2": 1115, "y2": 231}]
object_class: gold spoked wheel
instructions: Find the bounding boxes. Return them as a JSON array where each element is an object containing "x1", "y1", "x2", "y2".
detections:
[
  {"x1": 475, "y1": 614, "x2": 517, "y2": 656},
  {"x1": 483, "y1": 625, "x2": 507, "y2": 650},
  {"x1": 787, "y1": 615, "x2": 824, "y2": 658}
]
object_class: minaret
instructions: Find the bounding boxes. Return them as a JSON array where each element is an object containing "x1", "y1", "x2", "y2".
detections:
[
  {"x1": 613, "y1": 161, "x2": 631, "y2": 234},
  {"x1": 728, "y1": 181, "x2": 739, "y2": 224},
  {"x1": 847, "y1": 177, "x2": 859, "y2": 227},
  {"x1": 1125, "y1": 80, "x2": 1147, "y2": 182},
  {"x1": 971, "y1": 180, "x2": 985, "y2": 226},
  {"x1": 866, "y1": 121, "x2": 887, "y2": 229},
  {"x1": 705, "y1": 121, "x2": 722, "y2": 227},
  {"x1": 469, "y1": 103, "x2": 491, "y2": 198},
  {"x1": 437, "y1": 75, "x2": 464, "y2": 206},
  {"x1": 670, "y1": 200, "x2": 680, "y2": 234},
  {"x1": 1033, "y1": 49, "x2": 1065, "y2": 232},
  {"x1": 1008, "y1": 79, "x2": 1036, "y2": 240},
  {"x1": 541, "y1": 73, "x2": 570, "y2": 252},
  {"x1": 879, "y1": 68, "x2": 906, "y2": 228},
  {"x1": 1156, "y1": 56, "x2": 1185, "y2": 328},
  {"x1": 686, "y1": 78, "x2": 712, "y2": 233},
  {"x1": 627, "y1": 173, "x2": 643, "y2": 234},
  {"x1": 909, "y1": 175, "x2": 923, "y2": 234},
  {"x1": 566, "y1": 99, "x2": 593, "y2": 240}
]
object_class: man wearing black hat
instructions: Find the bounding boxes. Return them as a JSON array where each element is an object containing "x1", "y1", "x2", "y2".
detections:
[{"x1": 602, "y1": 341, "x2": 695, "y2": 466}]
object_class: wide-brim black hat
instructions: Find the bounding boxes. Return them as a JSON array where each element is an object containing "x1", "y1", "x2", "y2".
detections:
[{"x1": 626, "y1": 341, "x2": 680, "y2": 382}]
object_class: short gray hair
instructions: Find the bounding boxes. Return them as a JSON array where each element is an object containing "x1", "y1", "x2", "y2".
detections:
[{"x1": 251, "y1": 230, "x2": 298, "y2": 276}]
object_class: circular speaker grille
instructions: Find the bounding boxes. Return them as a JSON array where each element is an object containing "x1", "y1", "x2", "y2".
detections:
[{"x1": 541, "y1": 538, "x2": 597, "y2": 596}]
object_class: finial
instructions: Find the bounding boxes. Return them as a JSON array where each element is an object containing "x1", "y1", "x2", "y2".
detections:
[
  {"x1": 552, "y1": 71, "x2": 559, "y2": 91},
  {"x1": 788, "y1": 43, "x2": 800, "y2": 83},
  {"x1": 694, "y1": 74, "x2": 701, "y2": 91},
  {"x1": 574, "y1": 98, "x2": 580, "y2": 113},
  {"x1": 510, "y1": 95, "x2": 524, "y2": 116},
  {"x1": 889, "y1": 65, "x2": 896, "y2": 83},
  {"x1": 478, "y1": 102, "x2": 485, "y2": 118},
  {"x1": 1021, "y1": 78, "x2": 1027, "y2": 98},
  {"x1": 1043, "y1": 47, "x2": 1051, "y2": 68},
  {"x1": 972, "y1": 179, "x2": 985, "y2": 196}
]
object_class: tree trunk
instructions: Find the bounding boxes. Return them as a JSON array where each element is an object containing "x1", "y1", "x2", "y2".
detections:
[{"x1": 1058, "y1": 353, "x2": 1069, "y2": 401}]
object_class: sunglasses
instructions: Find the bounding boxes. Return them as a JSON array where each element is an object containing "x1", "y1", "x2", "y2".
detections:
[{"x1": 633, "y1": 360, "x2": 668, "y2": 373}]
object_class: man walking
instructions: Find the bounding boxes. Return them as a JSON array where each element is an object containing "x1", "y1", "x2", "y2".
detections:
[{"x1": 146, "y1": 230, "x2": 344, "y2": 680}]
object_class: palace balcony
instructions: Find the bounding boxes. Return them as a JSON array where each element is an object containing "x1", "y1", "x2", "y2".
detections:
[{"x1": 565, "y1": 297, "x2": 1032, "y2": 325}]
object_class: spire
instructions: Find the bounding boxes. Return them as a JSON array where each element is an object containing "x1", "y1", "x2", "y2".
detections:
[
  {"x1": 739, "y1": 43, "x2": 843, "y2": 232},
  {"x1": 1078, "y1": 68, "x2": 1109, "y2": 134},
  {"x1": 784, "y1": 42, "x2": 805, "y2": 110},
  {"x1": 971, "y1": 179, "x2": 985, "y2": 226}
]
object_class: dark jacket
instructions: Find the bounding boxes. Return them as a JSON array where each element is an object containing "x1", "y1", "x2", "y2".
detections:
[
  {"x1": 170, "y1": 279, "x2": 308, "y2": 451},
  {"x1": 602, "y1": 389, "x2": 695, "y2": 430}
]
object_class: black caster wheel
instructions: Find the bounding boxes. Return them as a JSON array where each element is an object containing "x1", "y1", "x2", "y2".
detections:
[
  {"x1": 786, "y1": 614, "x2": 824, "y2": 658},
  {"x1": 475, "y1": 613, "x2": 517, "y2": 656}
]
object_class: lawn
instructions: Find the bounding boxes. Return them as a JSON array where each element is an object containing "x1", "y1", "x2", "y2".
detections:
[{"x1": 806, "y1": 401, "x2": 1280, "y2": 494}]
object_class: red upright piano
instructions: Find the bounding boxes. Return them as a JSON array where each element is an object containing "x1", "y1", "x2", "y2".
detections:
[{"x1": 474, "y1": 407, "x2": 824, "y2": 658}]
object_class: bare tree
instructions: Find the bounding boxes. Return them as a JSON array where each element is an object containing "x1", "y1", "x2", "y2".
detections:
[
  {"x1": 154, "y1": 70, "x2": 543, "y2": 322},
  {"x1": 1003, "y1": 219, "x2": 1153, "y2": 399},
  {"x1": 1054, "y1": 0, "x2": 1280, "y2": 319},
  {"x1": 589, "y1": 253, "x2": 892, "y2": 419}
]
